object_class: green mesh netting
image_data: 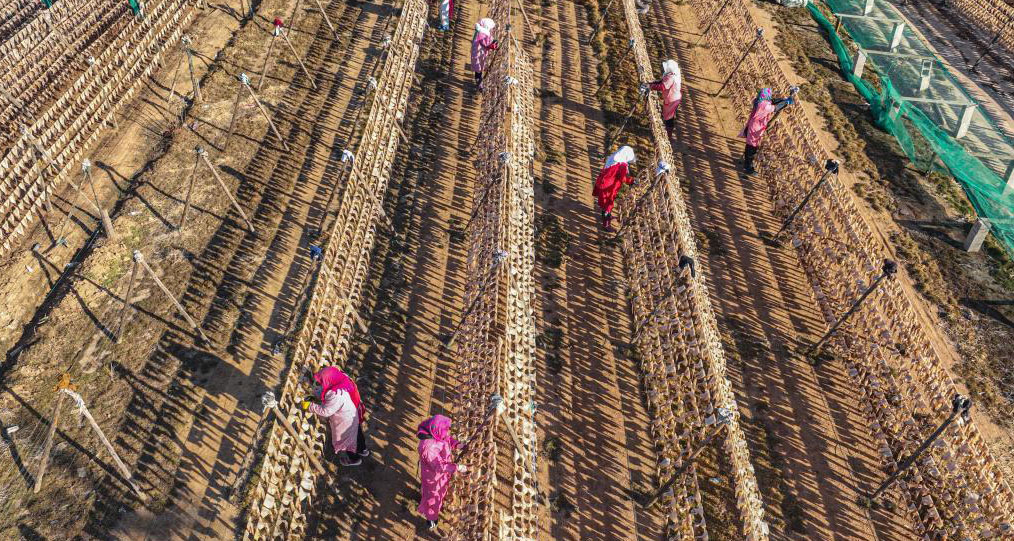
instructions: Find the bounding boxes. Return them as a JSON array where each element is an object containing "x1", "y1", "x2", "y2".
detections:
[{"x1": 807, "y1": 1, "x2": 1014, "y2": 256}]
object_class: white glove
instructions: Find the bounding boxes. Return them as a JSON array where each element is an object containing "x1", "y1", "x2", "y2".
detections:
[{"x1": 457, "y1": 464, "x2": 468, "y2": 473}]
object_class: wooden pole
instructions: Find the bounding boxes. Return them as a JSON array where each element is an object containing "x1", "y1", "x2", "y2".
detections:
[
  {"x1": 183, "y1": 36, "x2": 201, "y2": 103},
  {"x1": 197, "y1": 148, "x2": 256, "y2": 233},
  {"x1": 223, "y1": 84, "x2": 244, "y2": 151},
  {"x1": 716, "y1": 28, "x2": 763, "y2": 98},
  {"x1": 287, "y1": 0, "x2": 303, "y2": 32},
  {"x1": 267, "y1": 404, "x2": 326, "y2": 475},
  {"x1": 32, "y1": 393, "x2": 65, "y2": 493},
  {"x1": 257, "y1": 27, "x2": 280, "y2": 92},
  {"x1": 313, "y1": 0, "x2": 339, "y2": 39},
  {"x1": 82, "y1": 160, "x2": 116, "y2": 241},
  {"x1": 167, "y1": 51, "x2": 185, "y2": 104},
  {"x1": 281, "y1": 29, "x2": 318, "y2": 90},
  {"x1": 178, "y1": 152, "x2": 201, "y2": 231},
  {"x1": 513, "y1": 0, "x2": 533, "y2": 37},
  {"x1": 241, "y1": 74, "x2": 291, "y2": 151},
  {"x1": 114, "y1": 257, "x2": 139, "y2": 343},
  {"x1": 133, "y1": 251, "x2": 210, "y2": 343},
  {"x1": 594, "y1": 38, "x2": 635, "y2": 96},
  {"x1": 61, "y1": 389, "x2": 146, "y2": 500}
]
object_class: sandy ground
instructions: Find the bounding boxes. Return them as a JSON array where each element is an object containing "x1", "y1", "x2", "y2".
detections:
[{"x1": 648, "y1": 0, "x2": 920, "y2": 539}]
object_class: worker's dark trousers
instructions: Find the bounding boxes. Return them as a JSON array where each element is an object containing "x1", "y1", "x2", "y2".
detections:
[
  {"x1": 325, "y1": 423, "x2": 368, "y2": 463},
  {"x1": 743, "y1": 144, "x2": 759, "y2": 172}
]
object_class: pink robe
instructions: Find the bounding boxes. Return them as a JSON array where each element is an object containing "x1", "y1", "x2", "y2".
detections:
[
  {"x1": 309, "y1": 389, "x2": 359, "y2": 453},
  {"x1": 470, "y1": 31, "x2": 496, "y2": 73},
  {"x1": 649, "y1": 72, "x2": 682, "y2": 120},
  {"x1": 592, "y1": 162, "x2": 633, "y2": 214},
  {"x1": 417, "y1": 438, "x2": 458, "y2": 520},
  {"x1": 740, "y1": 100, "x2": 774, "y2": 147}
]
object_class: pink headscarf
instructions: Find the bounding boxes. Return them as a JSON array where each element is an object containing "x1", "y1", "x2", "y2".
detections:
[
  {"x1": 313, "y1": 366, "x2": 364, "y2": 418},
  {"x1": 417, "y1": 414, "x2": 461, "y2": 447}
]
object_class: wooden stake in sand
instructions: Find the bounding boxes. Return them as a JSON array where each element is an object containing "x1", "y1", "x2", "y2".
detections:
[
  {"x1": 32, "y1": 374, "x2": 74, "y2": 494},
  {"x1": 287, "y1": 0, "x2": 304, "y2": 33},
  {"x1": 239, "y1": 72, "x2": 291, "y2": 151},
  {"x1": 261, "y1": 392, "x2": 326, "y2": 475},
  {"x1": 60, "y1": 387, "x2": 147, "y2": 500},
  {"x1": 132, "y1": 250, "x2": 210, "y2": 344},
  {"x1": 280, "y1": 27, "x2": 318, "y2": 90},
  {"x1": 257, "y1": 22, "x2": 283, "y2": 92},
  {"x1": 114, "y1": 253, "x2": 140, "y2": 343},
  {"x1": 182, "y1": 35, "x2": 201, "y2": 103},
  {"x1": 196, "y1": 146, "x2": 256, "y2": 233},
  {"x1": 178, "y1": 150, "x2": 202, "y2": 231},
  {"x1": 82, "y1": 160, "x2": 117, "y2": 241},
  {"x1": 314, "y1": 0, "x2": 339, "y2": 39}
]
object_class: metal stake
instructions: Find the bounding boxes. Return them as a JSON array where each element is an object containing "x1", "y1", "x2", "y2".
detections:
[
  {"x1": 639, "y1": 408, "x2": 732, "y2": 508},
  {"x1": 866, "y1": 395, "x2": 971, "y2": 503},
  {"x1": 715, "y1": 28, "x2": 763, "y2": 98},
  {"x1": 807, "y1": 259, "x2": 898, "y2": 360},
  {"x1": 771, "y1": 159, "x2": 838, "y2": 240}
]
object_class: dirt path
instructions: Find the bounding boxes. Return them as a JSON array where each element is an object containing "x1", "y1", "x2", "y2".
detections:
[
  {"x1": 102, "y1": 0, "x2": 398, "y2": 538},
  {"x1": 644, "y1": 2, "x2": 919, "y2": 539},
  {"x1": 301, "y1": 2, "x2": 480, "y2": 538},
  {"x1": 529, "y1": 1, "x2": 663, "y2": 539}
]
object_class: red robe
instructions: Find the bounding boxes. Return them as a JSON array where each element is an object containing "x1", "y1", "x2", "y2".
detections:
[{"x1": 592, "y1": 162, "x2": 633, "y2": 214}]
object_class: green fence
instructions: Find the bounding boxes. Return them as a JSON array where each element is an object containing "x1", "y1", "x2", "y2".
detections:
[{"x1": 808, "y1": 1, "x2": 1014, "y2": 256}]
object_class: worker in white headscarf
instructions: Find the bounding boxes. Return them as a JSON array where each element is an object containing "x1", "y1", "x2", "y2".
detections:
[
  {"x1": 642, "y1": 59, "x2": 683, "y2": 140},
  {"x1": 593, "y1": 146, "x2": 636, "y2": 231},
  {"x1": 470, "y1": 18, "x2": 498, "y2": 89}
]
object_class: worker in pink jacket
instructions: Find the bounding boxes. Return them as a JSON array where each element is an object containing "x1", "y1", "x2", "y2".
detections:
[
  {"x1": 739, "y1": 87, "x2": 794, "y2": 174},
  {"x1": 303, "y1": 366, "x2": 369, "y2": 466},
  {"x1": 643, "y1": 59, "x2": 682, "y2": 140},
  {"x1": 470, "y1": 18, "x2": 498, "y2": 89},
  {"x1": 417, "y1": 414, "x2": 466, "y2": 531}
]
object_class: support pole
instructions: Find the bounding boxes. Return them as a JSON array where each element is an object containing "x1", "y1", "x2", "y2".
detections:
[
  {"x1": 61, "y1": 388, "x2": 146, "y2": 500},
  {"x1": 606, "y1": 93, "x2": 647, "y2": 149},
  {"x1": 771, "y1": 159, "x2": 839, "y2": 240},
  {"x1": 114, "y1": 256, "x2": 140, "y2": 343},
  {"x1": 453, "y1": 395, "x2": 503, "y2": 462},
  {"x1": 639, "y1": 409, "x2": 732, "y2": 508},
  {"x1": 587, "y1": 0, "x2": 617, "y2": 34},
  {"x1": 183, "y1": 36, "x2": 201, "y2": 103},
  {"x1": 197, "y1": 147, "x2": 256, "y2": 233},
  {"x1": 33, "y1": 389, "x2": 68, "y2": 493},
  {"x1": 281, "y1": 28, "x2": 318, "y2": 90},
  {"x1": 261, "y1": 393, "x2": 326, "y2": 475},
  {"x1": 852, "y1": 50, "x2": 867, "y2": 78},
  {"x1": 697, "y1": 0, "x2": 732, "y2": 45},
  {"x1": 178, "y1": 151, "x2": 201, "y2": 231},
  {"x1": 258, "y1": 23, "x2": 282, "y2": 92},
  {"x1": 807, "y1": 259, "x2": 897, "y2": 360},
  {"x1": 133, "y1": 251, "x2": 210, "y2": 344},
  {"x1": 223, "y1": 84, "x2": 244, "y2": 151},
  {"x1": 313, "y1": 0, "x2": 339, "y2": 39},
  {"x1": 866, "y1": 395, "x2": 971, "y2": 503},
  {"x1": 287, "y1": 0, "x2": 303, "y2": 32},
  {"x1": 616, "y1": 162, "x2": 671, "y2": 237},
  {"x1": 241, "y1": 73, "x2": 291, "y2": 151},
  {"x1": 513, "y1": 0, "x2": 533, "y2": 36},
  {"x1": 167, "y1": 50, "x2": 185, "y2": 104},
  {"x1": 889, "y1": 22, "x2": 906, "y2": 51},
  {"x1": 595, "y1": 38, "x2": 635, "y2": 96},
  {"x1": 969, "y1": 29, "x2": 1002, "y2": 72},
  {"x1": 632, "y1": 258, "x2": 694, "y2": 342},
  {"x1": 716, "y1": 28, "x2": 763, "y2": 98},
  {"x1": 955, "y1": 104, "x2": 976, "y2": 138},
  {"x1": 82, "y1": 160, "x2": 116, "y2": 241}
]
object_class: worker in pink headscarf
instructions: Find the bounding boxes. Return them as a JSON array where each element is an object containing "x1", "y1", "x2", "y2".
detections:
[
  {"x1": 739, "y1": 88, "x2": 794, "y2": 174},
  {"x1": 593, "y1": 146, "x2": 636, "y2": 231},
  {"x1": 302, "y1": 366, "x2": 369, "y2": 466},
  {"x1": 417, "y1": 414, "x2": 466, "y2": 531},
  {"x1": 643, "y1": 59, "x2": 682, "y2": 140},
  {"x1": 470, "y1": 18, "x2": 498, "y2": 89}
]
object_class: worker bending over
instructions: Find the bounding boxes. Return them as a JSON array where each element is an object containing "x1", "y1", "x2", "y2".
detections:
[
  {"x1": 303, "y1": 366, "x2": 369, "y2": 466},
  {"x1": 593, "y1": 146, "x2": 636, "y2": 231},
  {"x1": 740, "y1": 87, "x2": 795, "y2": 174}
]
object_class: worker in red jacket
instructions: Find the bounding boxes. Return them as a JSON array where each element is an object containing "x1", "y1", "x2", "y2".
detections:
[{"x1": 593, "y1": 146, "x2": 636, "y2": 231}]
